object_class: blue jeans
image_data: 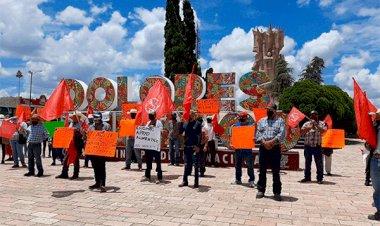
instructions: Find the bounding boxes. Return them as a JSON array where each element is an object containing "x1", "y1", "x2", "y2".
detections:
[
  {"x1": 183, "y1": 147, "x2": 201, "y2": 184},
  {"x1": 371, "y1": 158, "x2": 380, "y2": 212},
  {"x1": 28, "y1": 143, "x2": 43, "y2": 175},
  {"x1": 235, "y1": 150, "x2": 254, "y2": 182},
  {"x1": 169, "y1": 138, "x2": 180, "y2": 164},
  {"x1": 10, "y1": 140, "x2": 25, "y2": 165},
  {"x1": 304, "y1": 146, "x2": 324, "y2": 181}
]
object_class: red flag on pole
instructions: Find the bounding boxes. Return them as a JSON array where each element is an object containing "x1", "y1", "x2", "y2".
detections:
[
  {"x1": 183, "y1": 74, "x2": 195, "y2": 121},
  {"x1": 66, "y1": 140, "x2": 77, "y2": 166},
  {"x1": 141, "y1": 80, "x2": 175, "y2": 124},
  {"x1": 286, "y1": 107, "x2": 306, "y2": 128},
  {"x1": 212, "y1": 114, "x2": 224, "y2": 136},
  {"x1": 323, "y1": 114, "x2": 333, "y2": 129},
  {"x1": 40, "y1": 80, "x2": 74, "y2": 121},
  {"x1": 353, "y1": 78, "x2": 377, "y2": 148}
]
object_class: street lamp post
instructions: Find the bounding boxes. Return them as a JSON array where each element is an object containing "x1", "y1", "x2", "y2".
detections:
[
  {"x1": 28, "y1": 71, "x2": 33, "y2": 106},
  {"x1": 16, "y1": 70, "x2": 23, "y2": 98}
]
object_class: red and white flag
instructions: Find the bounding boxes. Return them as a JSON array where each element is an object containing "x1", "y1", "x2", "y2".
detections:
[
  {"x1": 286, "y1": 107, "x2": 306, "y2": 128},
  {"x1": 323, "y1": 114, "x2": 333, "y2": 129}
]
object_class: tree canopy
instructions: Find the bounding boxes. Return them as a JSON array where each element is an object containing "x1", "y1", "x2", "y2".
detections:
[
  {"x1": 279, "y1": 80, "x2": 356, "y2": 134},
  {"x1": 299, "y1": 56, "x2": 325, "y2": 84},
  {"x1": 270, "y1": 55, "x2": 294, "y2": 101}
]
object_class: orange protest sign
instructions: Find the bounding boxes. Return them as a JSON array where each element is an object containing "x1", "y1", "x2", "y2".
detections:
[
  {"x1": 0, "y1": 121, "x2": 17, "y2": 139},
  {"x1": 52, "y1": 127, "x2": 74, "y2": 148},
  {"x1": 16, "y1": 105, "x2": 31, "y2": 119},
  {"x1": 119, "y1": 119, "x2": 136, "y2": 137},
  {"x1": 231, "y1": 126, "x2": 255, "y2": 149},
  {"x1": 322, "y1": 129, "x2": 345, "y2": 149},
  {"x1": 122, "y1": 103, "x2": 141, "y2": 119},
  {"x1": 84, "y1": 131, "x2": 118, "y2": 157},
  {"x1": 197, "y1": 99, "x2": 220, "y2": 114},
  {"x1": 252, "y1": 108, "x2": 267, "y2": 122}
]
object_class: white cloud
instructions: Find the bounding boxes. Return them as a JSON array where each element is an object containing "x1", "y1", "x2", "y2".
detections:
[
  {"x1": 90, "y1": 4, "x2": 111, "y2": 16},
  {"x1": 319, "y1": 0, "x2": 334, "y2": 7},
  {"x1": 281, "y1": 36, "x2": 297, "y2": 55},
  {"x1": 0, "y1": 89, "x2": 10, "y2": 97},
  {"x1": 297, "y1": 0, "x2": 311, "y2": 7},
  {"x1": 56, "y1": 6, "x2": 93, "y2": 26}
]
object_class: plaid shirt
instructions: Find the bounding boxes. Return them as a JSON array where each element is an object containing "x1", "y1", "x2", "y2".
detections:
[
  {"x1": 27, "y1": 123, "x2": 49, "y2": 143},
  {"x1": 302, "y1": 121, "x2": 327, "y2": 146},
  {"x1": 256, "y1": 116, "x2": 285, "y2": 144}
]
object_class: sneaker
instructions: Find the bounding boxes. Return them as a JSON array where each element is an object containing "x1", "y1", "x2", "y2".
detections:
[
  {"x1": 368, "y1": 212, "x2": 380, "y2": 221},
  {"x1": 256, "y1": 192, "x2": 264, "y2": 199},
  {"x1": 55, "y1": 174, "x2": 69, "y2": 179},
  {"x1": 231, "y1": 180, "x2": 242, "y2": 185},
  {"x1": 317, "y1": 180, "x2": 323, "y2": 184},
  {"x1": 24, "y1": 172, "x2": 34, "y2": 177},
  {"x1": 365, "y1": 180, "x2": 371, "y2": 186},
  {"x1": 178, "y1": 182, "x2": 188, "y2": 187},
  {"x1": 140, "y1": 176, "x2": 151, "y2": 182},
  {"x1": 12, "y1": 165, "x2": 19, "y2": 168},
  {"x1": 89, "y1": 183, "x2": 101, "y2": 189},
  {"x1": 326, "y1": 173, "x2": 332, "y2": 176},
  {"x1": 100, "y1": 186, "x2": 106, "y2": 193},
  {"x1": 300, "y1": 178, "x2": 311, "y2": 183},
  {"x1": 274, "y1": 194, "x2": 282, "y2": 201},
  {"x1": 156, "y1": 180, "x2": 163, "y2": 184},
  {"x1": 249, "y1": 181, "x2": 256, "y2": 188}
]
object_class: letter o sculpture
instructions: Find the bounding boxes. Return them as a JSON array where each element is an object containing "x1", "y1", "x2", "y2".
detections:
[{"x1": 86, "y1": 77, "x2": 118, "y2": 111}]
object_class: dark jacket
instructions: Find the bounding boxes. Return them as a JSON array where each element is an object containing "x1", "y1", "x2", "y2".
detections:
[{"x1": 180, "y1": 120, "x2": 202, "y2": 147}]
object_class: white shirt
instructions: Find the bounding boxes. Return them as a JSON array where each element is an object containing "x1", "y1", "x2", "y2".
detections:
[{"x1": 203, "y1": 123, "x2": 215, "y2": 141}]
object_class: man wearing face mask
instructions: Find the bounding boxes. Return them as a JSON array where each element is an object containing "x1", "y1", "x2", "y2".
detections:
[
  {"x1": 87, "y1": 112, "x2": 111, "y2": 192},
  {"x1": 24, "y1": 114, "x2": 49, "y2": 177},
  {"x1": 204, "y1": 116, "x2": 217, "y2": 167},
  {"x1": 256, "y1": 104, "x2": 285, "y2": 201},
  {"x1": 168, "y1": 112, "x2": 180, "y2": 166},
  {"x1": 141, "y1": 110, "x2": 164, "y2": 184},
  {"x1": 179, "y1": 111, "x2": 202, "y2": 188},
  {"x1": 300, "y1": 110, "x2": 327, "y2": 184},
  {"x1": 122, "y1": 109, "x2": 142, "y2": 170},
  {"x1": 230, "y1": 112, "x2": 255, "y2": 187}
]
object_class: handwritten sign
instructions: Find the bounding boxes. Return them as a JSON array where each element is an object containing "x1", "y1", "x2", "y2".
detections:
[
  {"x1": 322, "y1": 129, "x2": 345, "y2": 149},
  {"x1": 252, "y1": 108, "x2": 267, "y2": 122},
  {"x1": 231, "y1": 126, "x2": 255, "y2": 149},
  {"x1": 0, "y1": 121, "x2": 17, "y2": 139},
  {"x1": 122, "y1": 103, "x2": 141, "y2": 119},
  {"x1": 119, "y1": 119, "x2": 136, "y2": 137},
  {"x1": 53, "y1": 127, "x2": 74, "y2": 148},
  {"x1": 43, "y1": 121, "x2": 65, "y2": 138},
  {"x1": 16, "y1": 105, "x2": 31, "y2": 119},
  {"x1": 197, "y1": 99, "x2": 220, "y2": 114},
  {"x1": 84, "y1": 131, "x2": 118, "y2": 157},
  {"x1": 134, "y1": 126, "x2": 161, "y2": 151}
]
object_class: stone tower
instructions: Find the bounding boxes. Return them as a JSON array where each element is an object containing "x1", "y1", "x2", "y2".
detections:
[{"x1": 252, "y1": 26, "x2": 284, "y2": 80}]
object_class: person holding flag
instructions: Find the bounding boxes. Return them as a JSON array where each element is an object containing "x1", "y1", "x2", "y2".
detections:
[
  {"x1": 300, "y1": 110, "x2": 327, "y2": 184},
  {"x1": 255, "y1": 104, "x2": 285, "y2": 201}
]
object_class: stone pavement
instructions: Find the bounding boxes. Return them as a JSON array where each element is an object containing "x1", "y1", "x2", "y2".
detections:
[{"x1": 0, "y1": 143, "x2": 378, "y2": 226}]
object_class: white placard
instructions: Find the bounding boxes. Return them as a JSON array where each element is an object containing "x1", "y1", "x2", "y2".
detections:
[
  {"x1": 134, "y1": 126, "x2": 161, "y2": 151},
  {"x1": 102, "y1": 111, "x2": 110, "y2": 122}
]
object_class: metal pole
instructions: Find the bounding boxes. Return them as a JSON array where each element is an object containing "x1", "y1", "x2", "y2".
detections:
[
  {"x1": 29, "y1": 71, "x2": 33, "y2": 106},
  {"x1": 18, "y1": 77, "x2": 20, "y2": 97}
]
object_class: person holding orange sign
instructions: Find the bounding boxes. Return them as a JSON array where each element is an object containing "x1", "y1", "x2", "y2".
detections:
[{"x1": 255, "y1": 104, "x2": 285, "y2": 201}]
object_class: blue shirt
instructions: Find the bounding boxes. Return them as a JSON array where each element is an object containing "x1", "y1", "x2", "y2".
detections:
[
  {"x1": 27, "y1": 123, "x2": 49, "y2": 143},
  {"x1": 233, "y1": 122, "x2": 254, "y2": 152},
  {"x1": 256, "y1": 116, "x2": 285, "y2": 144}
]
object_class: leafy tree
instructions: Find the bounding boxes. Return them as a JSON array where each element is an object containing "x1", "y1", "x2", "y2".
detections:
[
  {"x1": 164, "y1": 0, "x2": 187, "y2": 81},
  {"x1": 270, "y1": 55, "x2": 294, "y2": 100},
  {"x1": 182, "y1": 0, "x2": 199, "y2": 74},
  {"x1": 299, "y1": 56, "x2": 325, "y2": 84},
  {"x1": 279, "y1": 80, "x2": 356, "y2": 134}
]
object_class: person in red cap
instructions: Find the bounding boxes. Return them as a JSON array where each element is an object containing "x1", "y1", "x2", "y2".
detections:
[{"x1": 229, "y1": 111, "x2": 255, "y2": 188}]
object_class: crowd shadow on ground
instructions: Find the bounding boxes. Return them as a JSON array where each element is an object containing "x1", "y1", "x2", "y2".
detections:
[{"x1": 52, "y1": 190, "x2": 85, "y2": 198}]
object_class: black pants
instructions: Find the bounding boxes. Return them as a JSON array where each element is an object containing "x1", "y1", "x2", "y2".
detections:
[
  {"x1": 207, "y1": 140, "x2": 216, "y2": 166},
  {"x1": 257, "y1": 145, "x2": 282, "y2": 195},
  {"x1": 90, "y1": 156, "x2": 106, "y2": 186},
  {"x1": 1, "y1": 143, "x2": 6, "y2": 161},
  {"x1": 145, "y1": 149, "x2": 162, "y2": 180},
  {"x1": 366, "y1": 151, "x2": 374, "y2": 182},
  {"x1": 42, "y1": 139, "x2": 47, "y2": 157},
  {"x1": 61, "y1": 148, "x2": 82, "y2": 177}
]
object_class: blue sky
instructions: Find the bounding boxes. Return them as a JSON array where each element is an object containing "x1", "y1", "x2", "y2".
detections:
[{"x1": 0, "y1": 0, "x2": 380, "y2": 105}]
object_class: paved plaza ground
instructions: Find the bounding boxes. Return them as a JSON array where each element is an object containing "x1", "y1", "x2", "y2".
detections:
[{"x1": 0, "y1": 142, "x2": 378, "y2": 226}]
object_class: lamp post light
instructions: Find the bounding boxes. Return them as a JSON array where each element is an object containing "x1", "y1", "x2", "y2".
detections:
[
  {"x1": 16, "y1": 70, "x2": 23, "y2": 98},
  {"x1": 28, "y1": 70, "x2": 42, "y2": 107}
]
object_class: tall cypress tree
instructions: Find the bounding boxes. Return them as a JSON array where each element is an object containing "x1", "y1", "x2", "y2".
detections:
[
  {"x1": 182, "y1": 0, "x2": 199, "y2": 75},
  {"x1": 164, "y1": 0, "x2": 187, "y2": 81},
  {"x1": 299, "y1": 56, "x2": 325, "y2": 84},
  {"x1": 270, "y1": 55, "x2": 294, "y2": 100}
]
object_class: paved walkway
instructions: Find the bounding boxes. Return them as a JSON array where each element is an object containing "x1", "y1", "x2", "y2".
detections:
[{"x1": 0, "y1": 143, "x2": 378, "y2": 226}]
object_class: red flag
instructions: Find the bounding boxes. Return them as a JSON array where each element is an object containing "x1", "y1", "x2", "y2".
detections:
[
  {"x1": 141, "y1": 80, "x2": 175, "y2": 124},
  {"x1": 286, "y1": 107, "x2": 306, "y2": 128},
  {"x1": 353, "y1": 78, "x2": 377, "y2": 148},
  {"x1": 0, "y1": 121, "x2": 17, "y2": 139},
  {"x1": 40, "y1": 80, "x2": 74, "y2": 121},
  {"x1": 183, "y1": 74, "x2": 195, "y2": 121},
  {"x1": 66, "y1": 140, "x2": 77, "y2": 166},
  {"x1": 17, "y1": 111, "x2": 26, "y2": 128},
  {"x1": 212, "y1": 114, "x2": 224, "y2": 136},
  {"x1": 87, "y1": 104, "x2": 94, "y2": 116},
  {"x1": 64, "y1": 113, "x2": 70, "y2": 127},
  {"x1": 323, "y1": 114, "x2": 333, "y2": 129}
]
